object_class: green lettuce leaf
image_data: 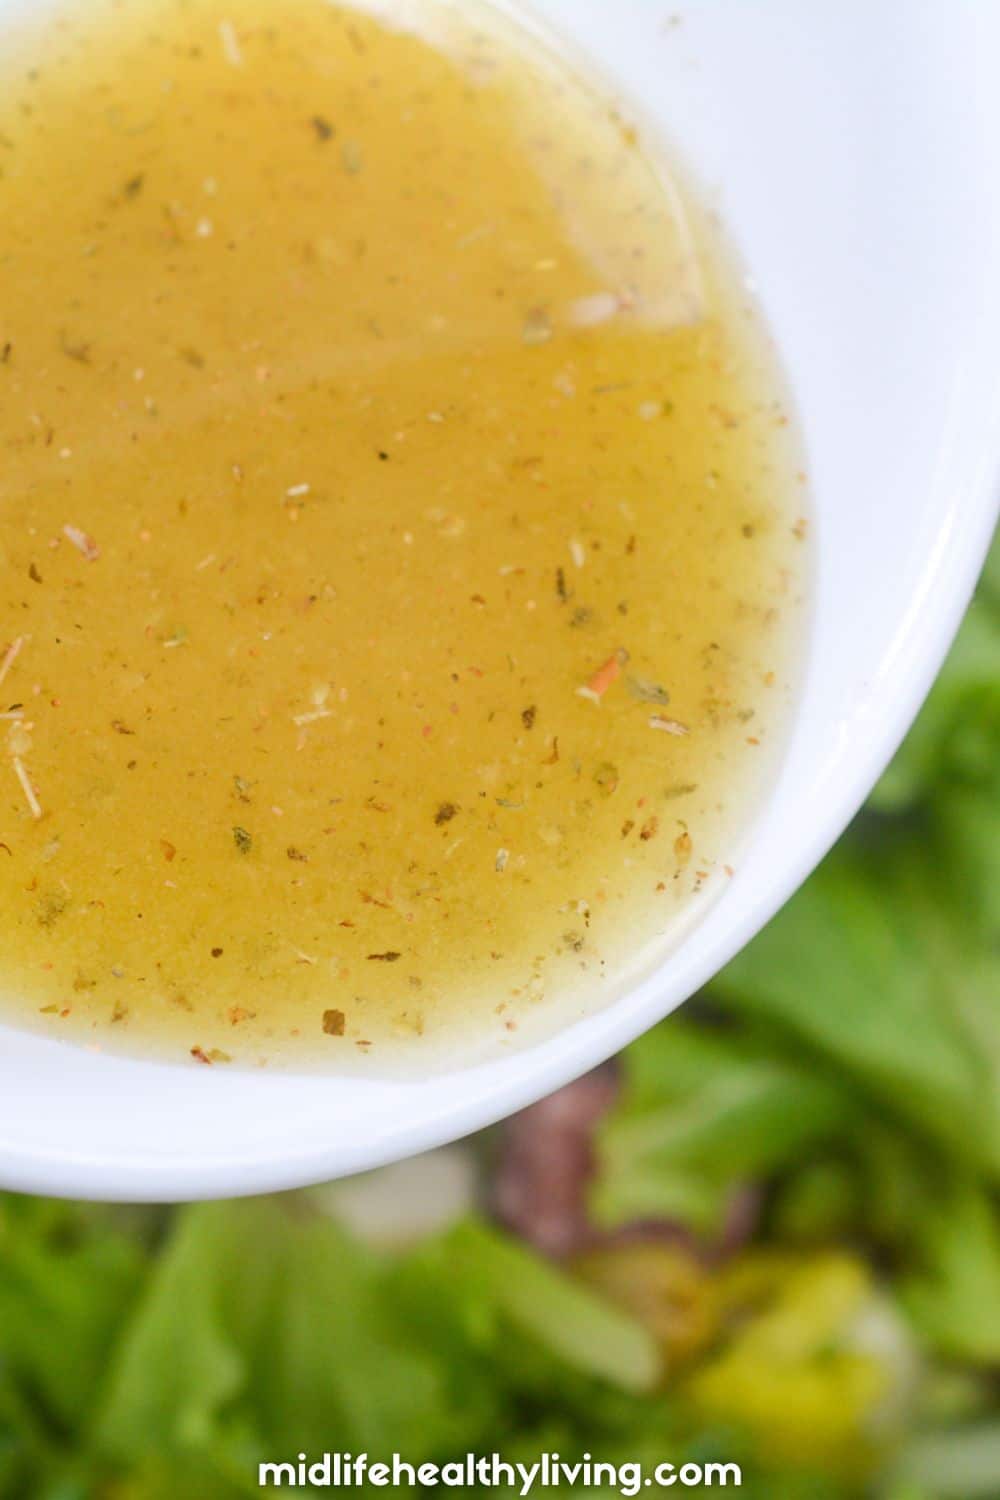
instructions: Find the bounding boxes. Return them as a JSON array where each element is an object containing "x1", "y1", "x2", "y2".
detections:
[
  {"x1": 591, "y1": 1021, "x2": 852, "y2": 1234},
  {"x1": 900, "y1": 1184, "x2": 1000, "y2": 1364},
  {"x1": 95, "y1": 1199, "x2": 452, "y2": 1467},
  {"x1": 712, "y1": 833, "x2": 1000, "y2": 1175}
]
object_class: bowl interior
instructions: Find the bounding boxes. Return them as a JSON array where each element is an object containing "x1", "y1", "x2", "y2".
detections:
[{"x1": 1, "y1": 0, "x2": 998, "y2": 1200}]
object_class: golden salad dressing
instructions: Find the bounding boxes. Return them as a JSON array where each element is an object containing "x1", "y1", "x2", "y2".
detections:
[{"x1": 0, "y1": 0, "x2": 807, "y2": 1068}]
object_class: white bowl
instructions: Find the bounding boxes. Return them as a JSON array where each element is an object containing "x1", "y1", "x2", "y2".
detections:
[{"x1": 1, "y1": 0, "x2": 998, "y2": 1201}]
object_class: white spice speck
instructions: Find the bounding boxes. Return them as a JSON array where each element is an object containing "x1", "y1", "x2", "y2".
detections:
[
  {"x1": 568, "y1": 290, "x2": 619, "y2": 328},
  {"x1": 7, "y1": 721, "x2": 32, "y2": 756},
  {"x1": 195, "y1": 217, "x2": 214, "y2": 239},
  {"x1": 12, "y1": 756, "x2": 41, "y2": 819},
  {"x1": 0, "y1": 635, "x2": 24, "y2": 690},
  {"x1": 569, "y1": 538, "x2": 586, "y2": 569},
  {"x1": 648, "y1": 714, "x2": 689, "y2": 736},
  {"x1": 292, "y1": 709, "x2": 333, "y2": 726},
  {"x1": 638, "y1": 400, "x2": 663, "y2": 422},
  {"x1": 286, "y1": 483, "x2": 311, "y2": 498},
  {"x1": 63, "y1": 524, "x2": 100, "y2": 561},
  {"x1": 219, "y1": 18, "x2": 243, "y2": 66},
  {"x1": 495, "y1": 848, "x2": 509, "y2": 873}
]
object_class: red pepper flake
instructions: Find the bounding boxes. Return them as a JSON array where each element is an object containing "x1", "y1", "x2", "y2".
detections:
[
  {"x1": 674, "y1": 831, "x2": 693, "y2": 864},
  {"x1": 160, "y1": 839, "x2": 176, "y2": 862},
  {"x1": 367, "y1": 950, "x2": 401, "y2": 962},
  {"x1": 190, "y1": 1045, "x2": 212, "y2": 1065},
  {"x1": 577, "y1": 648, "x2": 628, "y2": 704},
  {"x1": 639, "y1": 816, "x2": 659, "y2": 842}
]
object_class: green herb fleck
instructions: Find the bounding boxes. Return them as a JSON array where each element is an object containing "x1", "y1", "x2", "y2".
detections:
[
  {"x1": 594, "y1": 762, "x2": 620, "y2": 797},
  {"x1": 627, "y1": 676, "x2": 671, "y2": 706}
]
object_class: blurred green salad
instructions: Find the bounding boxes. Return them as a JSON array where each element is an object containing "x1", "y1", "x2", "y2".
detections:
[{"x1": 1, "y1": 545, "x2": 998, "y2": 1500}]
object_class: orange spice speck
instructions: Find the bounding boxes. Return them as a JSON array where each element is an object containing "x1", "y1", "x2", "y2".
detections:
[{"x1": 577, "y1": 648, "x2": 627, "y2": 703}]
